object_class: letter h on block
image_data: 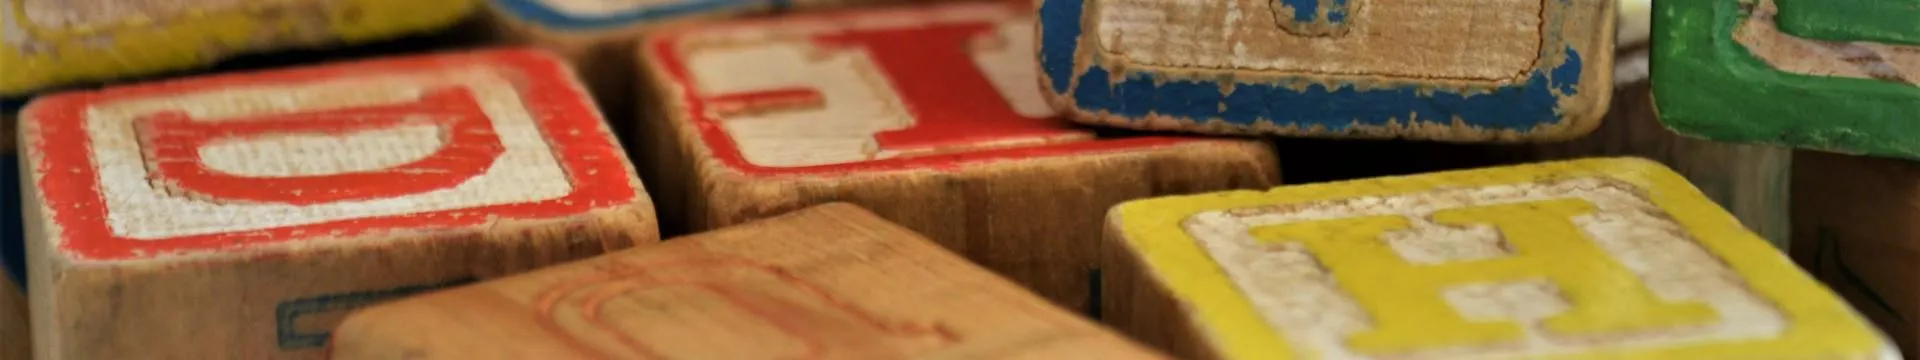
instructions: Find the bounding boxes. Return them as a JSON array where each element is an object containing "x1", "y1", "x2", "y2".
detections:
[
  {"x1": 17, "y1": 48, "x2": 659, "y2": 360},
  {"x1": 1101, "y1": 158, "x2": 1898, "y2": 359},
  {"x1": 1038, "y1": 0, "x2": 1615, "y2": 142},
  {"x1": 637, "y1": 2, "x2": 1280, "y2": 313}
]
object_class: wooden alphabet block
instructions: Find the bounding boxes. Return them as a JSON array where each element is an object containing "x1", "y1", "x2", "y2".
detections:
[
  {"x1": 330, "y1": 203, "x2": 1168, "y2": 359},
  {"x1": 1103, "y1": 158, "x2": 1895, "y2": 359},
  {"x1": 0, "y1": 0, "x2": 476, "y2": 96},
  {"x1": 18, "y1": 48, "x2": 658, "y2": 359},
  {"x1": 637, "y1": 2, "x2": 1279, "y2": 313},
  {"x1": 1793, "y1": 151, "x2": 1920, "y2": 354},
  {"x1": 0, "y1": 276, "x2": 23, "y2": 360},
  {"x1": 1653, "y1": 0, "x2": 1920, "y2": 159},
  {"x1": 1036, "y1": 0, "x2": 1615, "y2": 142}
]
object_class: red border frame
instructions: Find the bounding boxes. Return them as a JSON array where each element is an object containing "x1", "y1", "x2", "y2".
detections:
[
  {"x1": 26, "y1": 48, "x2": 639, "y2": 261},
  {"x1": 645, "y1": 2, "x2": 1201, "y2": 177}
]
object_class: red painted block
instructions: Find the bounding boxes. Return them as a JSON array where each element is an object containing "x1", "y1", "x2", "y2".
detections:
[
  {"x1": 19, "y1": 48, "x2": 659, "y2": 359},
  {"x1": 636, "y1": 2, "x2": 1280, "y2": 313}
]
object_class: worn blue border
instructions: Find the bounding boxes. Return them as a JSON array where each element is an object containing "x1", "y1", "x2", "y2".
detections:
[
  {"x1": 274, "y1": 277, "x2": 477, "y2": 349},
  {"x1": 491, "y1": 0, "x2": 790, "y2": 31},
  {"x1": 1039, "y1": 0, "x2": 1587, "y2": 133}
]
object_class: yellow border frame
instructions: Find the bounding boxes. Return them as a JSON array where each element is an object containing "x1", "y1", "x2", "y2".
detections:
[
  {"x1": 0, "y1": 0, "x2": 476, "y2": 95},
  {"x1": 1111, "y1": 157, "x2": 1891, "y2": 359}
]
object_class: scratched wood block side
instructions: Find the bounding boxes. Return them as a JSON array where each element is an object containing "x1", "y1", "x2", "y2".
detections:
[
  {"x1": 0, "y1": 0, "x2": 478, "y2": 96},
  {"x1": 633, "y1": 2, "x2": 1279, "y2": 312},
  {"x1": 0, "y1": 276, "x2": 23, "y2": 360},
  {"x1": 1102, "y1": 158, "x2": 1894, "y2": 359},
  {"x1": 1037, "y1": 0, "x2": 1615, "y2": 142},
  {"x1": 18, "y1": 48, "x2": 658, "y2": 360},
  {"x1": 330, "y1": 203, "x2": 1169, "y2": 359},
  {"x1": 1653, "y1": 0, "x2": 1920, "y2": 159},
  {"x1": 1791, "y1": 151, "x2": 1920, "y2": 354},
  {"x1": 1520, "y1": 83, "x2": 1792, "y2": 248}
]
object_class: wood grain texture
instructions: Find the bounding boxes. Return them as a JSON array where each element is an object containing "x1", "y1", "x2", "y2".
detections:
[
  {"x1": 1522, "y1": 83, "x2": 1792, "y2": 249},
  {"x1": 635, "y1": 2, "x2": 1279, "y2": 314},
  {"x1": 1653, "y1": 0, "x2": 1920, "y2": 159},
  {"x1": 330, "y1": 203, "x2": 1169, "y2": 360},
  {"x1": 0, "y1": 0, "x2": 477, "y2": 96},
  {"x1": 1037, "y1": 0, "x2": 1615, "y2": 142},
  {"x1": 1103, "y1": 158, "x2": 1893, "y2": 359},
  {"x1": 1791, "y1": 150, "x2": 1920, "y2": 355},
  {"x1": 18, "y1": 48, "x2": 657, "y2": 360},
  {"x1": 0, "y1": 276, "x2": 22, "y2": 360}
]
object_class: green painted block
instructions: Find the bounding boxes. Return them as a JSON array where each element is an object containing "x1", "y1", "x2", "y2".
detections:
[{"x1": 1653, "y1": 0, "x2": 1920, "y2": 159}]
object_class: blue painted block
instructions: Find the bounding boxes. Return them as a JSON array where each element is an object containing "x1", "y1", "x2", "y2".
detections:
[
  {"x1": 1038, "y1": 0, "x2": 1616, "y2": 142},
  {"x1": 488, "y1": 0, "x2": 786, "y2": 32}
]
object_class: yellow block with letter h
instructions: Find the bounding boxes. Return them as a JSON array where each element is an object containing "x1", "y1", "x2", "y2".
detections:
[{"x1": 1101, "y1": 157, "x2": 1895, "y2": 359}]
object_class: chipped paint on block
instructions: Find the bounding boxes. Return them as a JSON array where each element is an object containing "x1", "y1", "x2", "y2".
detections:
[{"x1": 1039, "y1": 0, "x2": 1616, "y2": 142}]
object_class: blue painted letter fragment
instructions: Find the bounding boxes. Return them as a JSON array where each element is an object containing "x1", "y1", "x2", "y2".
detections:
[{"x1": 1039, "y1": 0, "x2": 1616, "y2": 142}]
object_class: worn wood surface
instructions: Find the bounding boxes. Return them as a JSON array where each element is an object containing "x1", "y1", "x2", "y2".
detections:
[
  {"x1": 1037, "y1": 0, "x2": 1615, "y2": 142},
  {"x1": 1523, "y1": 84, "x2": 1792, "y2": 249},
  {"x1": 0, "y1": 107, "x2": 23, "y2": 360},
  {"x1": 0, "y1": 0, "x2": 478, "y2": 96},
  {"x1": 635, "y1": 2, "x2": 1279, "y2": 314},
  {"x1": 1103, "y1": 158, "x2": 1893, "y2": 359},
  {"x1": 18, "y1": 48, "x2": 657, "y2": 360},
  {"x1": 1653, "y1": 0, "x2": 1920, "y2": 159},
  {"x1": 1792, "y1": 150, "x2": 1920, "y2": 355},
  {"x1": 331, "y1": 203, "x2": 1168, "y2": 360},
  {"x1": 0, "y1": 276, "x2": 23, "y2": 360}
]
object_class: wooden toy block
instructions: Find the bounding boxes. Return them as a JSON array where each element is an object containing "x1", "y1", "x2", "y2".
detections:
[
  {"x1": 0, "y1": 107, "x2": 24, "y2": 360},
  {"x1": 1519, "y1": 84, "x2": 1792, "y2": 248},
  {"x1": 330, "y1": 203, "x2": 1169, "y2": 359},
  {"x1": 1102, "y1": 158, "x2": 1896, "y2": 359},
  {"x1": 18, "y1": 48, "x2": 658, "y2": 359},
  {"x1": 636, "y1": 1, "x2": 1279, "y2": 313},
  {"x1": 1615, "y1": 0, "x2": 1651, "y2": 86},
  {"x1": 0, "y1": 0, "x2": 476, "y2": 96},
  {"x1": 1653, "y1": 0, "x2": 1920, "y2": 159},
  {"x1": 1793, "y1": 151, "x2": 1920, "y2": 354},
  {"x1": 0, "y1": 276, "x2": 23, "y2": 360},
  {"x1": 1035, "y1": 0, "x2": 1615, "y2": 142}
]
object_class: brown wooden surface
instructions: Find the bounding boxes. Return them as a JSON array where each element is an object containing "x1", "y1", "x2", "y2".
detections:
[
  {"x1": 18, "y1": 49, "x2": 659, "y2": 360},
  {"x1": 1521, "y1": 82, "x2": 1792, "y2": 248},
  {"x1": 1793, "y1": 151, "x2": 1920, "y2": 355},
  {"x1": 331, "y1": 203, "x2": 1169, "y2": 360},
  {"x1": 633, "y1": 3, "x2": 1280, "y2": 314},
  {"x1": 0, "y1": 276, "x2": 24, "y2": 360}
]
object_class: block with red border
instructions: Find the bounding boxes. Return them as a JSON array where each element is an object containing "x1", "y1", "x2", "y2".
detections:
[
  {"x1": 636, "y1": 1, "x2": 1280, "y2": 313},
  {"x1": 18, "y1": 48, "x2": 659, "y2": 360}
]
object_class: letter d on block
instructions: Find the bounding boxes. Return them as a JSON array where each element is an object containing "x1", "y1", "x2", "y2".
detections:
[
  {"x1": 1253, "y1": 199, "x2": 1715, "y2": 353},
  {"x1": 134, "y1": 87, "x2": 504, "y2": 205}
]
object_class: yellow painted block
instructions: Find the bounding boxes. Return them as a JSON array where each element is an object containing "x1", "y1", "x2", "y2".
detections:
[
  {"x1": 1101, "y1": 157, "x2": 1896, "y2": 359},
  {"x1": 0, "y1": 0, "x2": 476, "y2": 96}
]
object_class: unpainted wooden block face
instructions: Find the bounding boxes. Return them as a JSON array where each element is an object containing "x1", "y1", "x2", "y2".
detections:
[
  {"x1": 1109, "y1": 158, "x2": 1895, "y2": 359},
  {"x1": 330, "y1": 204, "x2": 1166, "y2": 359},
  {"x1": 0, "y1": 0, "x2": 473, "y2": 96},
  {"x1": 22, "y1": 48, "x2": 643, "y2": 261},
  {"x1": 645, "y1": 2, "x2": 1198, "y2": 175},
  {"x1": 1038, "y1": 0, "x2": 1614, "y2": 141},
  {"x1": 1653, "y1": 0, "x2": 1920, "y2": 159}
]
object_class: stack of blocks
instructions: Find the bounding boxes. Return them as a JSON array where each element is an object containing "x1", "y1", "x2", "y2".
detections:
[
  {"x1": 0, "y1": 0, "x2": 1909, "y2": 358},
  {"x1": 1650, "y1": 0, "x2": 1920, "y2": 353}
]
